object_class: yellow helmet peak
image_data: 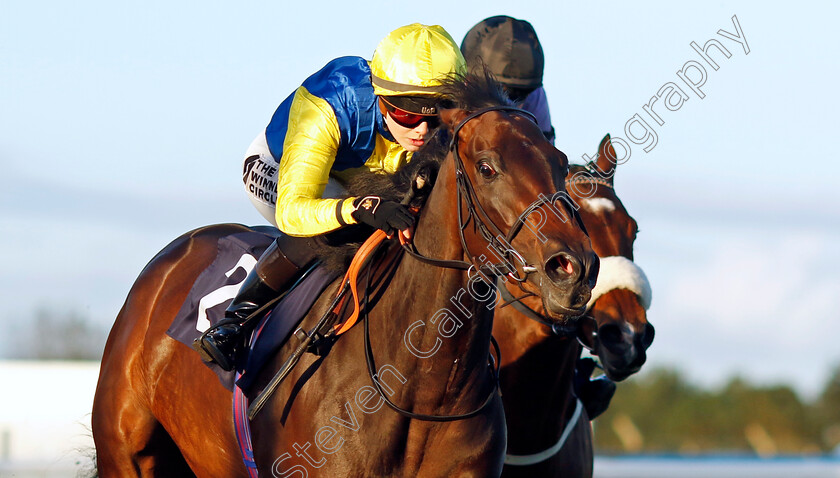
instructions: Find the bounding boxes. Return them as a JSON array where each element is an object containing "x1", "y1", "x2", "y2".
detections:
[{"x1": 370, "y1": 23, "x2": 466, "y2": 97}]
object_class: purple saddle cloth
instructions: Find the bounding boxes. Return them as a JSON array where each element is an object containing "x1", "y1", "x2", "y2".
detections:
[{"x1": 166, "y1": 227, "x2": 339, "y2": 392}]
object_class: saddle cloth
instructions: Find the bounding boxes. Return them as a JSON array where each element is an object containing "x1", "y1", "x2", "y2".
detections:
[{"x1": 166, "y1": 228, "x2": 339, "y2": 392}]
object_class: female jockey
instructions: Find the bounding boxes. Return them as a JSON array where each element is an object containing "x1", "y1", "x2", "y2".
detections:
[
  {"x1": 460, "y1": 15, "x2": 555, "y2": 144},
  {"x1": 193, "y1": 24, "x2": 466, "y2": 371}
]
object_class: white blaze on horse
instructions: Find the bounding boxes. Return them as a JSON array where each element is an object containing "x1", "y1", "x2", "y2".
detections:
[{"x1": 495, "y1": 134, "x2": 653, "y2": 478}]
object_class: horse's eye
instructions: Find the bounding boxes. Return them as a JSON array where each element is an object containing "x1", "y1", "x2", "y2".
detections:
[{"x1": 478, "y1": 161, "x2": 497, "y2": 178}]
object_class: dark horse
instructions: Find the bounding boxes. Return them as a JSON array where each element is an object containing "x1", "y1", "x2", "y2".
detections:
[
  {"x1": 494, "y1": 135, "x2": 654, "y2": 477},
  {"x1": 91, "y1": 74, "x2": 598, "y2": 477}
]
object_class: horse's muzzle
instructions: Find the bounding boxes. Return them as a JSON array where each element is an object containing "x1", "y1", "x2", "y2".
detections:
[
  {"x1": 596, "y1": 322, "x2": 656, "y2": 381},
  {"x1": 540, "y1": 250, "x2": 600, "y2": 317}
]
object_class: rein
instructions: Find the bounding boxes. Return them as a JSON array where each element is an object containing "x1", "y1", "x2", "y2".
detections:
[
  {"x1": 363, "y1": 106, "x2": 539, "y2": 422},
  {"x1": 362, "y1": 245, "x2": 503, "y2": 421},
  {"x1": 450, "y1": 106, "x2": 538, "y2": 282},
  {"x1": 250, "y1": 106, "x2": 580, "y2": 423},
  {"x1": 499, "y1": 173, "x2": 650, "y2": 465},
  {"x1": 495, "y1": 172, "x2": 626, "y2": 338},
  {"x1": 401, "y1": 105, "x2": 554, "y2": 282},
  {"x1": 361, "y1": 106, "x2": 562, "y2": 422}
]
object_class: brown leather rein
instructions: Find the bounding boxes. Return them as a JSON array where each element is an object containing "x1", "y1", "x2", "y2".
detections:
[{"x1": 249, "y1": 106, "x2": 577, "y2": 422}]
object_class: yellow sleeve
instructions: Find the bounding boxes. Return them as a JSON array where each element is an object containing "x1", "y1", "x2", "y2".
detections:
[{"x1": 274, "y1": 87, "x2": 358, "y2": 237}]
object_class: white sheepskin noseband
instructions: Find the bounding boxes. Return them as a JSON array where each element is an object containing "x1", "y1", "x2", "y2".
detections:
[{"x1": 586, "y1": 256, "x2": 652, "y2": 311}]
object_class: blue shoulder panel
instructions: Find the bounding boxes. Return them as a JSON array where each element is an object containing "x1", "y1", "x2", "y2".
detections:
[{"x1": 264, "y1": 56, "x2": 383, "y2": 172}]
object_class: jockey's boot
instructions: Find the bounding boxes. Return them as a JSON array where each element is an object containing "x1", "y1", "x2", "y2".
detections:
[{"x1": 192, "y1": 240, "x2": 306, "y2": 371}]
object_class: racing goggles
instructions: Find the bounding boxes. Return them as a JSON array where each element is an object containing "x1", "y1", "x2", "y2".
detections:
[{"x1": 380, "y1": 97, "x2": 440, "y2": 129}]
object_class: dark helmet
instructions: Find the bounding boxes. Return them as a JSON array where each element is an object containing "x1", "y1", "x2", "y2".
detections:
[{"x1": 461, "y1": 16, "x2": 544, "y2": 89}]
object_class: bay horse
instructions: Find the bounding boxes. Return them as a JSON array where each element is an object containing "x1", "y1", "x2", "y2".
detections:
[
  {"x1": 91, "y1": 73, "x2": 598, "y2": 477},
  {"x1": 494, "y1": 135, "x2": 654, "y2": 478}
]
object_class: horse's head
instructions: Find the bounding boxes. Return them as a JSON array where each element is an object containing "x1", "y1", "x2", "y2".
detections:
[
  {"x1": 432, "y1": 73, "x2": 598, "y2": 320},
  {"x1": 569, "y1": 135, "x2": 654, "y2": 381}
]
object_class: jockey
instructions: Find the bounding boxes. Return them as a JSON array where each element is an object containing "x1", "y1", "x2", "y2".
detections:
[
  {"x1": 193, "y1": 24, "x2": 466, "y2": 371},
  {"x1": 460, "y1": 15, "x2": 555, "y2": 144},
  {"x1": 463, "y1": 16, "x2": 618, "y2": 418}
]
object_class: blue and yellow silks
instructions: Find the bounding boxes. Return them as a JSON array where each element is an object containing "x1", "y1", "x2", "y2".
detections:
[
  {"x1": 263, "y1": 24, "x2": 465, "y2": 237},
  {"x1": 265, "y1": 56, "x2": 410, "y2": 237}
]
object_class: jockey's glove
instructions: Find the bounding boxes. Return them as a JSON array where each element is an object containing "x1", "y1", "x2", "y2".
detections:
[
  {"x1": 574, "y1": 357, "x2": 617, "y2": 420},
  {"x1": 351, "y1": 196, "x2": 415, "y2": 235}
]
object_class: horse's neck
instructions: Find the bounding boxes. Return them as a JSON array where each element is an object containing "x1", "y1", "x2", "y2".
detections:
[
  {"x1": 502, "y1": 297, "x2": 579, "y2": 392},
  {"x1": 372, "y1": 159, "x2": 495, "y2": 408},
  {"x1": 497, "y1": 295, "x2": 580, "y2": 440}
]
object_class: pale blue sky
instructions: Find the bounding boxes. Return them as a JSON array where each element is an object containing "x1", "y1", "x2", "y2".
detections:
[{"x1": 2, "y1": 1, "x2": 839, "y2": 397}]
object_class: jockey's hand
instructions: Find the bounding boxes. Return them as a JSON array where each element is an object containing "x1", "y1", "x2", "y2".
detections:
[
  {"x1": 351, "y1": 196, "x2": 415, "y2": 235},
  {"x1": 574, "y1": 357, "x2": 617, "y2": 420}
]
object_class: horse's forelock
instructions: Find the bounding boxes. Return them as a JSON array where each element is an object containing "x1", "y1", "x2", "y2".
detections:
[{"x1": 438, "y1": 70, "x2": 513, "y2": 112}]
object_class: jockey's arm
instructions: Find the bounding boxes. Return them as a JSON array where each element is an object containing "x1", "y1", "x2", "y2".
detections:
[
  {"x1": 274, "y1": 88, "x2": 358, "y2": 237},
  {"x1": 520, "y1": 86, "x2": 555, "y2": 144}
]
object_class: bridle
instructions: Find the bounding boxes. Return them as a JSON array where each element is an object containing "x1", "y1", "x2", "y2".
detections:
[
  {"x1": 401, "y1": 105, "x2": 586, "y2": 284},
  {"x1": 497, "y1": 169, "x2": 615, "y2": 346},
  {"x1": 503, "y1": 171, "x2": 650, "y2": 467},
  {"x1": 247, "y1": 107, "x2": 597, "y2": 425},
  {"x1": 371, "y1": 105, "x2": 585, "y2": 422}
]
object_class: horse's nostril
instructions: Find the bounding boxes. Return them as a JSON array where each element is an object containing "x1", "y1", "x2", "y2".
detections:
[
  {"x1": 641, "y1": 323, "x2": 656, "y2": 349},
  {"x1": 587, "y1": 254, "x2": 600, "y2": 289},
  {"x1": 597, "y1": 323, "x2": 633, "y2": 355},
  {"x1": 598, "y1": 323, "x2": 623, "y2": 345},
  {"x1": 545, "y1": 252, "x2": 577, "y2": 283}
]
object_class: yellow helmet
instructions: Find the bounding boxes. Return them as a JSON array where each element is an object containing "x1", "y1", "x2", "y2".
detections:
[{"x1": 370, "y1": 23, "x2": 466, "y2": 97}]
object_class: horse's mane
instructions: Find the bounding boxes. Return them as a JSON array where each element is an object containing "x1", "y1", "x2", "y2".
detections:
[
  {"x1": 437, "y1": 69, "x2": 514, "y2": 111},
  {"x1": 310, "y1": 71, "x2": 512, "y2": 271}
]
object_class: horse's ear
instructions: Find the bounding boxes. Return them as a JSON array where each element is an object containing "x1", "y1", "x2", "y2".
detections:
[
  {"x1": 439, "y1": 108, "x2": 468, "y2": 132},
  {"x1": 593, "y1": 133, "x2": 617, "y2": 184}
]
